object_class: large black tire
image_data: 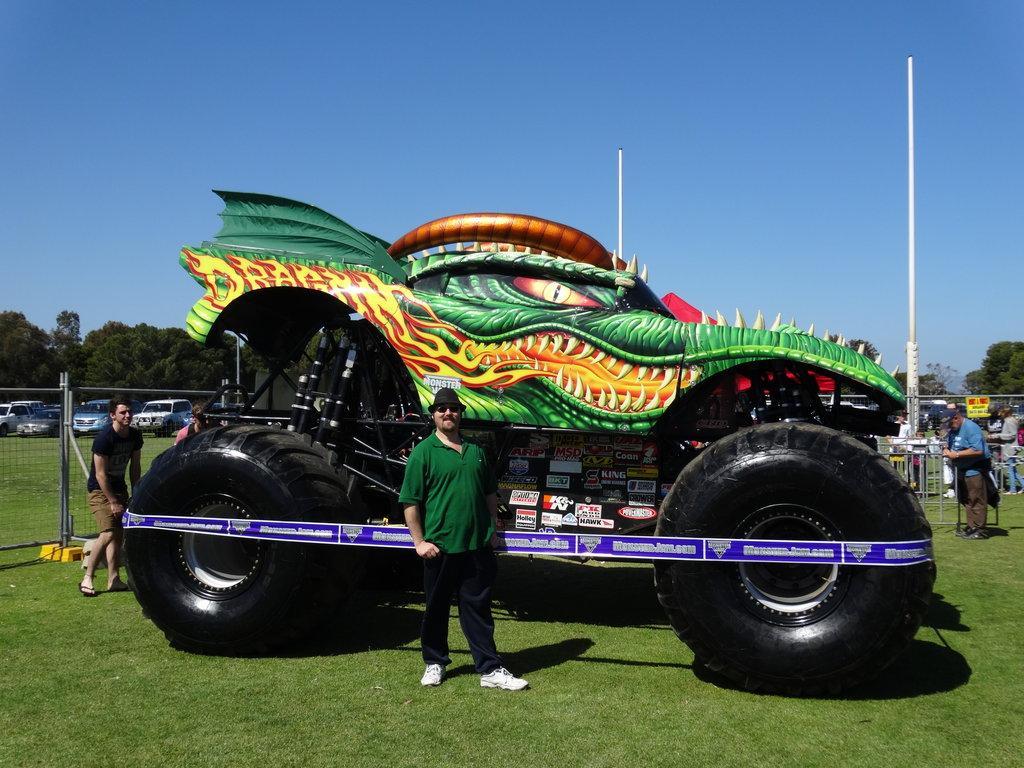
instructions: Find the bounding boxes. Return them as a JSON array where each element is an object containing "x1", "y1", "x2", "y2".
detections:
[
  {"x1": 125, "y1": 425, "x2": 364, "y2": 654},
  {"x1": 655, "y1": 422, "x2": 935, "y2": 695}
]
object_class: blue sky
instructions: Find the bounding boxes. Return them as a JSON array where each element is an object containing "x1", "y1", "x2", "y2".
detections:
[{"x1": 2, "y1": 1, "x2": 1020, "y2": 382}]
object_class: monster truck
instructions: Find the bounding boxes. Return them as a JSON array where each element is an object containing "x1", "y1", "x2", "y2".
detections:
[{"x1": 124, "y1": 191, "x2": 934, "y2": 695}]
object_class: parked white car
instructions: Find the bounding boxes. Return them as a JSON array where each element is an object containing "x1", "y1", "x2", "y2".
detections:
[
  {"x1": 0, "y1": 403, "x2": 36, "y2": 437},
  {"x1": 134, "y1": 399, "x2": 192, "y2": 435}
]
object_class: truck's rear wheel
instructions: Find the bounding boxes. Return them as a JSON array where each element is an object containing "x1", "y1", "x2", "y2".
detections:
[
  {"x1": 655, "y1": 422, "x2": 934, "y2": 695},
  {"x1": 125, "y1": 425, "x2": 364, "y2": 654}
]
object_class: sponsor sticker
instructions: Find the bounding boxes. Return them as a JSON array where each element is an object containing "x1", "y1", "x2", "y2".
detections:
[
  {"x1": 627, "y1": 467, "x2": 658, "y2": 479},
  {"x1": 575, "y1": 503, "x2": 612, "y2": 529},
  {"x1": 541, "y1": 512, "x2": 564, "y2": 527},
  {"x1": 553, "y1": 446, "x2": 583, "y2": 460},
  {"x1": 424, "y1": 375, "x2": 462, "y2": 393},
  {"x1": 583, "y1": 455, "x2": 614, "y2": 467},
  {"x1": 600, "y1": 469, "x2": 626, "y2": 485},
  {"x1": 508, "y1": 458, "x2": 531, "y2": 475},
  {"x1": 542, "y1": 495, "x2": 572, "y2": 511},
  {"x1": 500, "y1": 474, "x2": 537, "y2": 485},
  {"x1": 515, "y1": 510, "x2": 537, "y2": 530},
  {"x1": 641, "y1": 443, "x2": 659, "y2": 465},
  {"x1": 561, "y1": 512, "x2": 578, "y2": 526},
  {"x1": 575, "y1": 503, "x2": 602, "y2": 515},
  {"x1": 617, "y1": 506, "x2": 658, "y2": 520},
  {"x1": 627, "y1": 479, "x2": 656, "y2": 494},
  {"x1": 628, "y1": 493, "x2": 656, "y2": 506},
  {"x1": 498, "y1": 481, "x2": 538, "y2": 491},
  {"x1": 614, "y1": 436, "x2": 643, "y2": 450},
  {"x1": 546, "y1": 474, "x2": 570, "y2": 489},
  {"x1": 552, "y1": 434, "x2": 585, "y2": 447},
  {"x1": 584, "y1": 441, "x2": 613, "y2": 456},
  {"x1": 579, "y1": 517, "x2": 615, "y2": 529},
  {"x1": 527, "y1": 434, "x2": 551, "y2": 449},
  {"x1": 659, "y1": 483, "x2": 673, "y2": 497},
  {"x1": 509, "y1": 490, "x2": 540, "y2": 506},
  {"x1": 549, "y1": 459, "x2": 583, "y2": 474},
  {"x1": 509, "y1": 446, "x2": 546, "y2": 458},
  {"x1": 583, "y1": 469, "x2": 603, "y2": 490},
  {"x1": 615, "y1": 451, "x2": 641, "y2": 462}
]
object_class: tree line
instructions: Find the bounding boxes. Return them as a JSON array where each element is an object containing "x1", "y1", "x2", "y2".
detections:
[
  {"x1": 0, "y1": 310, "x2": 259, "y2": 391},
  {"x1": 4, "y1": 309, "x2": 1023, "y2": 395}
]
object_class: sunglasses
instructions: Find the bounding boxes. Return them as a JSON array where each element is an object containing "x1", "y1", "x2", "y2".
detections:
[{"x1": 433, "y1": 405, "x2": 463, "y2": 414}]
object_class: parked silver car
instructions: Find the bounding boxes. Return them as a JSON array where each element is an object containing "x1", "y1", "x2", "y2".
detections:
[
  {"x1": 17, "y1": 408, "x2": 61, "y2": 437},
  {"x1": 134, "y1": 399, "x2": 192, "y2": 435},
  {"x1": 72, "y1": 399, "x2": 145, "y2": 435}
]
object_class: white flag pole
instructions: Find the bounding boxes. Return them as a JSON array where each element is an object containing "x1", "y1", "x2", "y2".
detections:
[
  {"x1": 906, "y1": 56, "x2": 920, "y2": 429},
  {"x1": 617, "y1": 147, "x2": 623, "y2": 269}
]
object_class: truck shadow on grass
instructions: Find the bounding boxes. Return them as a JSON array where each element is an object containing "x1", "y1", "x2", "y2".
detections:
[{"x1": 294, "y1": 558, "x2": 968, "y2": 698}]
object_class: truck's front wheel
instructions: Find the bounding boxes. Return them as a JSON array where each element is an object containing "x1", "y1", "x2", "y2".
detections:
[
  {"x1": 125, "y1": 426, "x2": 364, "y2": 654},
  {"x1": 655, "y1": 422, "x2": 934, "y2": 695}
]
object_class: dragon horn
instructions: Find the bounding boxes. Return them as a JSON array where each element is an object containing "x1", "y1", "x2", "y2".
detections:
[
  {"x1": 640, "y1": 264, "x2": 649, "y2": 282},
  {"x1": 700, "y1": 311, "x2": 710, "y2": 325},
  {"x1": 788, "y1": 316, "x2": 795, "y2": 327},
  {"x1": 770, "y1": 313, "x2": 782, "y2": 331},
  {"x1": 823, "y1": 328, "x2": 830, "y2": 340},
  {"x1": 875, "y1": 354, "x2": 883, "y2": 365},
  {"x1": 891, "y1": 365, "x2": 901, "y2": 376},
  {"x1": 627, "y1": 255, "x2": 639, "y2": 275},
  {"x1": 857, "y1": 342, "x2": 866, "y2": 355},
  {"x1": 735, "y1": 309, "x2": 747, "y2": 328},
  {"x1": 716, "y1": 310, "x2": 728, "y2": 326},
  {"x1": 807, "y1": 322, "x2": 815, "y2": 336},
  {"x1": 752, "y1": 310, "x2": 765, "y2": 330}
]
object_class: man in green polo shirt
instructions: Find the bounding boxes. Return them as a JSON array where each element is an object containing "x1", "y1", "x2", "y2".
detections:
[{"x1": 400, "y1": 387, "x2": 528, "y2": 691}]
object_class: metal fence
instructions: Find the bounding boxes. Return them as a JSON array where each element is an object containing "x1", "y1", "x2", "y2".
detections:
[
  {"x1": 1, "y1": 378, "x2": 1020, "y2": 551},
  {"x1": 0, "y1": 377, "x2": 215, "y2": 551}
]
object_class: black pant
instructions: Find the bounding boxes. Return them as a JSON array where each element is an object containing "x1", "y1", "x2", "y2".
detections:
[{"x1": 421, "y1": 548, "x2": 501, "y2": 674}]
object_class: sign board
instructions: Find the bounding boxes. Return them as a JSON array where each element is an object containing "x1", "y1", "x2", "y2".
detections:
[{"x1": 965, "y1": 396, "x2": 990, "y2": 418}]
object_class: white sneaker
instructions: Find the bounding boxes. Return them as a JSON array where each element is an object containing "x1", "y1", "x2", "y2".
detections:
[
  {"x1": 420, "y1": 664, "x2": 445, "y2": 687},
  {"x1": 480, "y1": 667, "x2": 528, "y2": 691}
]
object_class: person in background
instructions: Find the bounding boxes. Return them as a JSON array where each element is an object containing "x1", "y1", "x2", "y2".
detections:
[
  {"x1": 996, "y1": 406, "x2": 1020, "y2": 495},
  {"x1": 943, "y1": 410, "x2": 992, "y2": 539},
  {"x1": 80, "y1": 395, "x2": 143, "y2": 595},
  {"x1": 175, "y1": 404, "x2": 208, "y2": 445}
]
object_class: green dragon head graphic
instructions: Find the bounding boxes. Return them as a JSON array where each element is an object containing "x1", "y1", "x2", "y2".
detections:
[{"x1": 180, "y1": 192, "x2": 903, "y2": 433}]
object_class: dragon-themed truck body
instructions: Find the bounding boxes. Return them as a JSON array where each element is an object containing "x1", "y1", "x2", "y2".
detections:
[{"x1": 125, "y1": 192, "x2": 934, "y2": 695}]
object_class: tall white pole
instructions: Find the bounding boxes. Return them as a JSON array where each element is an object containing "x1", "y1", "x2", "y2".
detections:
[
  {"x1": 906, "y1": 56, "x2": 920, "y2": 428},
  {"x1": 617, "y1": 147, "x2": 623, "y2": 269}
]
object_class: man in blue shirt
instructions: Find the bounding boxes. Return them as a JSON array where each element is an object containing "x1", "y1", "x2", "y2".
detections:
[{"x1": 942, "y1": 410, "x2": 991, "y2": 539}]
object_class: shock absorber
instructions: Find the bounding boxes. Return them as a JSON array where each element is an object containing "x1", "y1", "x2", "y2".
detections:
[
  {"x1": 290, "y1": 332, "x2": 333, "y2": 434},
  {"x1": 315, "y1": 345, "x2": 358, "y2": 447},
  {"x1": 314, "y1": 338, "x2": 353, "y2": 446}
]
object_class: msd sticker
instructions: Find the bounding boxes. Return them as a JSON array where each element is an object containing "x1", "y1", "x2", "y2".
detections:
[
  {"x1": 509, "y1": 490, "x2": 540, "y2": 506},
  {"x1": 553, "y1": 446, "x2": 583, "y2": 460},
  {"x1": 542, "y1": 495, "x2": 572, "y2": 511},
  {"x1": 617, "y1": 506, "x2": 658, "y2": 520}
]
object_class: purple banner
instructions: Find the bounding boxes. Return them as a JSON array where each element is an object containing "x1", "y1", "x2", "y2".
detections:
[{"x1": 123, "y1": 512, "x2": 932, "y2": 566}]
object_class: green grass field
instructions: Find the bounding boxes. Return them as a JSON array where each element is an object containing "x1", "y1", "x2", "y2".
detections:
[{"x1": 1, "y1": 493, "x2": 1022, "y2": 767}]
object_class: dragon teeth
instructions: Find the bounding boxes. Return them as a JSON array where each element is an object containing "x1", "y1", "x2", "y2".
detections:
[
  {"x1": 615, "y1": 362, "x2": 634, "y2": 380},
  {"x1": 584, "y1": 383, "x2": 593, "y2": 403},
  {"x1": 573, "y1": 375, "x2": 583, "y2": 398},
  {"x1": 620, "y1": 390, "x2": 632, "y2": 412},
  {"x1": 592, "y1": 350, "x2": 607, "y2": 364},
  {"x1": 598, "y1": 390, "x2": 607, "y2": 408},
  {"x1": 637, "y1": 365, "x2": 648, "y2": 380},
  {"x1": 660, "y1": 369, "x2": 674, "y2": 387},
  {"x1": 609, "y1": 389, "x2": 618, "y2": 409},
  {"x1": 524, "y1": 334, "x2": 537, "y2": 351},
  {"x1": 643, "y1": 389, "x2": 659, "y2": 410},
  {"x1": 577, "y1": 342, "x2": 594, "y2": 358},
  {"x1": 555, "y1": 367, "x2": 564, "y2": 387},
  {"x1": 538, "y1": 335, "x2": 550, "y2": 354}
]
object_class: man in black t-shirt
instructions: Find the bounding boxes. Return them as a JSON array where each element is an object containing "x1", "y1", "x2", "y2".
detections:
[{"x1": 80, "y1": 395, "x2": 143, "y2": 596}]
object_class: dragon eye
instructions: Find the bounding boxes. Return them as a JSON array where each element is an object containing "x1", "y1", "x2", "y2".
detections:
[{"x1": 513, "y1": 277, "x2": 601, "y2": 308}]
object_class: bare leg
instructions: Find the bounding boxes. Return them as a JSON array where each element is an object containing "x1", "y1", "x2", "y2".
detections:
[
  {"x1": 82, "y1": 530, "x2": 113, "y2": 591},
  {"x1": 106, "y1": 530, "x2": 125, "y2": 589}
]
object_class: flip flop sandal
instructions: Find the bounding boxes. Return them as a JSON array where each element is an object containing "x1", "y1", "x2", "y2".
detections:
[
  {"x1": 79, "y1": 583, "x2": 98, "y2": 597},
  {"x1": 107, "y1": 583, "x2": 130, "y2": 593}
]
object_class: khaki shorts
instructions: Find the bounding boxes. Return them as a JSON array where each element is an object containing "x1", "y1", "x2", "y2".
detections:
[{"x1": 88, "y1": 490, "x2": 128, "y2": 532}]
